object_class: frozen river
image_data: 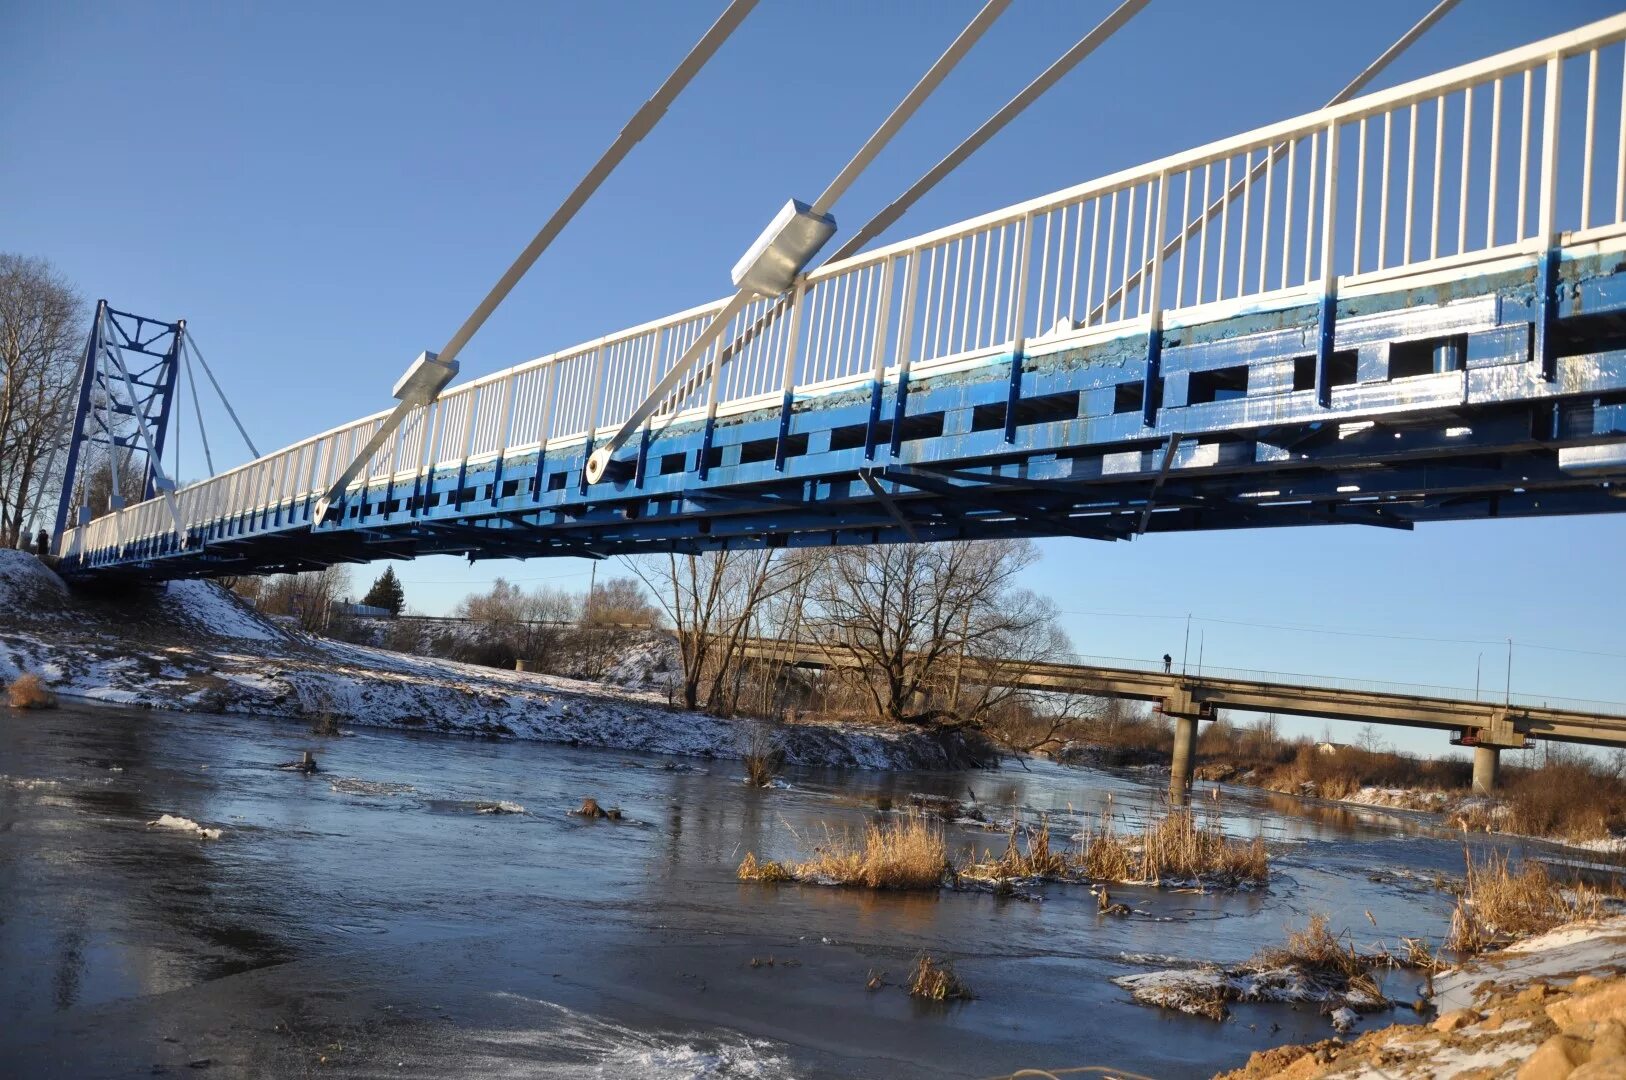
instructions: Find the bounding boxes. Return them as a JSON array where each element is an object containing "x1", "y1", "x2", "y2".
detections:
[{"x1": 0, "y1": 700, "x2": 1535, "y2": 1078}]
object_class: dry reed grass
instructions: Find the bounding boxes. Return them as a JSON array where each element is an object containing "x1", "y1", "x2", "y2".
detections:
[
  {"x1": 737, "y1": 813, "x2": 950, "y2": 890},
  {"x1": 1446, "y1": 849, "x2": 1602, "y2": 953},
  {"x1": 736, "y1": 852, "x2": 793, "y2": 882},
  {"x1": 741, "y1": 728, "x2": 784, "y2": 788},
  {"x1": 6, "y1": 673, "x2": 56, "y2": 710},
  {"x1": 978, "y1": 816, "x2": 1069, "y2": 880},
  {"x1": 908, "y1": 954, "x2": 972, "y2": 1001},
  {"x1": 1081, "y1": 809, "x2": 1268, "y2": 886},
  {"x1": 1258, "y1": 914, "x2": 1385, "y2": 1001}
]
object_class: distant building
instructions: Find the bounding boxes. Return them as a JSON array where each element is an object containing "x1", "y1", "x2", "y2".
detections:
[{"x1": 335, "y1": 601, "x2": 392, "y2": 619}]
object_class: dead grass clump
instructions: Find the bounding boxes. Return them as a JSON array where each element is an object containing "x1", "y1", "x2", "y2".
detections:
[
  {"x1": 1079, "y1": 812, "x2": 1138, "y2": 882},
  {"x1": 1141, "y1": 810, "x2": 1269, "y2": 885},
  {"x1": 1447, "y1": 849, "x2": 1601, "y2": 953},
  {"x1": 741, "y1": 728, "x2": 785, "y2": 788},
  {"x1": 908, "y1": 954, "x2": 973, "y2": 1001},
  {"x1": 737, "y1": 852, "x2": 793, "y2": 883},
  {"x1": 735, "y1": 813, "x2": 950, "y2": 891},
  {"x1": 801, "y1": 814, "x2": 950, "y2": 889},
  {"x1": 573, "y1": 797, "x2": 624, "y2": 821},
  {"x1": 1249, "y1": 914, "x2": 1390, "y2": 1009},
  {"x1": 7, "y1": 673, "x2": 57, "y2": 710},
  {"x1": 1082, "y1": 809, "x2": 1268, "y2": 886},
  {"x1": 983, "y1": 816, "x2": 1069, "y2": 879}
]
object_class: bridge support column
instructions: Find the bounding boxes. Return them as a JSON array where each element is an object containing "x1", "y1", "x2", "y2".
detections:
[
  {"x1": 1472, "y1": 745, "x2": 1500, "y2": 795},
  {"x1": 1169, "y1": 714, "x2": 1199, "y2": 806}
]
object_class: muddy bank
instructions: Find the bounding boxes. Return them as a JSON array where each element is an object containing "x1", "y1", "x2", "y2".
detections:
[{"x1": 0, "y1": 551, "x2": 980, "y2": 770}]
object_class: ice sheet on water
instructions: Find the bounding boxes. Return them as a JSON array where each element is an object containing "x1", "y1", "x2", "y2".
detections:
[{"x1": 431, "y1": 994, "x2": 796, "y2": 1078}]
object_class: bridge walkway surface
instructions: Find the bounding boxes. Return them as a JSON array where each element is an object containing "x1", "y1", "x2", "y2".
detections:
[{"x1": 53, "y1": 14, "x2": 1626, "y2": 577}]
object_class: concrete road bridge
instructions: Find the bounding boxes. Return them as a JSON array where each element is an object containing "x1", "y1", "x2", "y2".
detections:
[
  {"x1": 736, "y1": 638, "x2": 1626, "y2": 799},
  {"x1": 48, "y1": 13, "x2": 1626, "y2": 578}
]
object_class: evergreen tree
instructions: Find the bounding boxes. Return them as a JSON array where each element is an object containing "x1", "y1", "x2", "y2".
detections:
[{"x1": 361, "y1": 566, "x2": 405, "y2": 615}]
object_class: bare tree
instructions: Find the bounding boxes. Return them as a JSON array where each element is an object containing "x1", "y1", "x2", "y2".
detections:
[
  {"x1": 0, "y1": 255, "x2": 85, "y2": 548},
  {"x1": 582, "y1": 576, "x2": 662, "y2": 627},
  {"x1": 630, "y1": 550, "x2": 808, "y2": 712},
  {"x1": 802, "y1": 539, "x2": 1061, "y2": 729},
  {"x1": 233, "y1": 566, "x2": 352, "y2": 633}
]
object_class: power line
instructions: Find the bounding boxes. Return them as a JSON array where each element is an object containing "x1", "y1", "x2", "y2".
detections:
[{"x1": 1053, "y1": 608, "x2": 1626, "y2": 661}]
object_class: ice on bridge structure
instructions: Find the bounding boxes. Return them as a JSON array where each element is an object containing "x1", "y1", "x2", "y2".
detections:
[{"x1": 54, "y1": 14, "x2": 1626, "y2": 794}]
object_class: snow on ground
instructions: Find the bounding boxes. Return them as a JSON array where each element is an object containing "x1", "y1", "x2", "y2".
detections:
[
  {"x1": 157, "y1": 579, "x2": 282, "y2": 642},
  {"x1": 1432, "y1": 916, "x2": 1626, "y2": 1013},
  {"x1": 0, "y1": 551, "x2": 964, "y2": 770},
  {"x1": 1217, "y1": 917, "x2": 1626, "y2": 1079}
]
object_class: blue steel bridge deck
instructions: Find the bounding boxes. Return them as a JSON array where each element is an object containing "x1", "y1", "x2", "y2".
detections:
[
  {"x1": 63, "y1": 241, "x2": 1626, "y2": 578},
  {"x1": 55, "y1": 14, "x2": 1626, "y2": 578}
]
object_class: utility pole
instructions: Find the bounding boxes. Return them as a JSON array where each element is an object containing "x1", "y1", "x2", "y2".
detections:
[
  {"x1": 586, "y1": 561, "x2": 598, "y2": 624},
  {"x1": 1505, "y1": 638, "x2": 1513, "y2": 705},
  {"x1": 1197, "y1": 630, "x2": 1205, "y2": 678},
  {"x1": 1182, "y1": 614, "x2": 1192, "y2": 675},
  {"x1": 1475, "y1": 653, "x2": 1482, "y2": 700}
]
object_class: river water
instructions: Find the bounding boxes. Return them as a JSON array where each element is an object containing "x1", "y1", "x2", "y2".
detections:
[{"x1": 0, "y1": 702, "x2": 1552, "y2": 1078}]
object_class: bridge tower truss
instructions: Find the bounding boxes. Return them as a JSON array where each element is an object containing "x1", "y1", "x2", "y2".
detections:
[{"x1": 52, "y1": 301, "x2": 184, "y2": 550}]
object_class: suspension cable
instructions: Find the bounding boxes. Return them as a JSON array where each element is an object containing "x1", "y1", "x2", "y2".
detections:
[
  {"x1": 433, "y1": 0, "x2": 759, "y2": 373},
  {"x1": 586, "y1": 0, "x2": 1013, "y2": 481},
  {"x1": 182, "y1": 341, "x2": 216, "y2": 475},
  {"x1": 181, "y1": 330, "x2": 260, "y2": 459}
]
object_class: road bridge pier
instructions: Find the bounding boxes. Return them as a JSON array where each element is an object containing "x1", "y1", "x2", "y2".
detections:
[
  {"x1": 1162, "y1": 689, "x2": 1205, "y2": 805},
  {"x1": 1473, "y1": 745, "x2": 1500, "y2": 795}
]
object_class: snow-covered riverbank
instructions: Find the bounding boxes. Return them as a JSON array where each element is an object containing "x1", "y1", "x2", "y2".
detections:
[{"x1": 0, "y1": 551, "x2": 972, "y2": 770}]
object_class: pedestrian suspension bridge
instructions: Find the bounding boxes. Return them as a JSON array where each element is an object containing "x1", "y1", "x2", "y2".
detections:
[{"x1": 54, "y1": 10, "x2": 1626, "y2": 580}]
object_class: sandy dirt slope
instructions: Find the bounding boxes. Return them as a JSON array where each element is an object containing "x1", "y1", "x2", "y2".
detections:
[{"x1": 1218, "y1": 918, "x2": 1626, "y2": 1079}]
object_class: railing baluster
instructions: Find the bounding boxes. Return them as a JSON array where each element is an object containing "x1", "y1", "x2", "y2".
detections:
[
  {"x1": 1432, "y1": 95, "x2": 1446, "y2": 258},
  {"x1": 1120, "y1": 185, "x2": 1137, "y2": 317},
  {"x1": 1011, "y1": 211, "x2": 1035, "y2": 348},
  {"x1": 1105, "y1": 190, "x2": 1122, "y2": 315},
  {"x1": 1217, "y1": 157, "x2": 1232, "y2": 301},
  {"x1": 1404, "y1": 103, "x2": 1418, "y2": 264},
  {"x1": 1259, "y1": 153, "x2": 1274, "y2": 292},
  {"x1": 1304, "y1": 130, "x2": 1320, "y2": 285},
  {"x1": 1175, "y1": 177, "x2": 1190, "y2": 307},
  {"x1": 1377, "y1": 117, "x2": 1389, "y2": 270},
  {"x1": 1459, "y1": 84, "x2": 1474, "y2": 254},
  {"x1": 1489, "y1": 77, "x2": 1504, "y2": 246},
  {"x1": 1238, "y1": 150, "x2": 1252, "y2": 297},
  {"x1": 1618, "y1": 47, "x2": 1626, "y2": 224},
  {"x1": 1353, "y1": 119, "x2": 1367, "y2": 272},
  {"x1": 1584, "y1": 48, "x2": 1600, "y2": 229},
  {"x1": 1519, "y1": 67, "x2": 1534, "y2": 238},
  {"x1": 1284, "y1": 137, "x2": 1299, "y2": 285}
]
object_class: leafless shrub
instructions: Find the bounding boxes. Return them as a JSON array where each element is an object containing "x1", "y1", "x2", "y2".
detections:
[{"x1": 741, "y1": 727, "x2": 785, "y2": 788}]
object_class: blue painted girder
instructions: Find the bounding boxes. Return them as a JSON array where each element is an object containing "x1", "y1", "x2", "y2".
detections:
[{"x1": 65, "y1": 247, "x2": 1626, "y2": 578}]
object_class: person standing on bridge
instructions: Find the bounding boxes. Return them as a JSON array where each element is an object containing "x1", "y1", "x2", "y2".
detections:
[{"x1": 1163, "y1": 653, "x2": 1172, "y2": 673}]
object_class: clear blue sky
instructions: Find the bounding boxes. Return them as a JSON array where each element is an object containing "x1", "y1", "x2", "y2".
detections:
[{"x1": 6, "y1": 0, "x2": 1625, "y2": 754}]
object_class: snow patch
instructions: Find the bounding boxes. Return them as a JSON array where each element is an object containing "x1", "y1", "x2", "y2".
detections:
[
  {"x1": 148, "y1": 813, "x2": 223, "y2": 840},
  {"x1": 159, "y1": 580, "x2": 283, "y2": 642}
]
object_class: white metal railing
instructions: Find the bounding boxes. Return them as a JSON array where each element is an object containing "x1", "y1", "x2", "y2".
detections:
[{"x1": 64, "y1": 13, "x2": 1626, "y2": 561}]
